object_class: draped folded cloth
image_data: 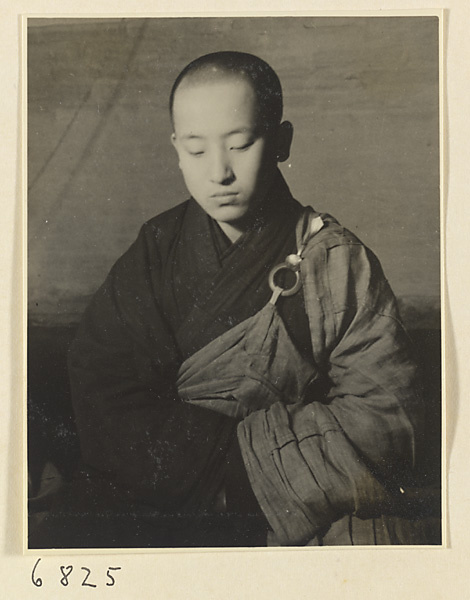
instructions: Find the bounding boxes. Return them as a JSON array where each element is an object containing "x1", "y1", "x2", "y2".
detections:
[{"x1": 177, "y1": 301, "x2": 318, "y2": 419}]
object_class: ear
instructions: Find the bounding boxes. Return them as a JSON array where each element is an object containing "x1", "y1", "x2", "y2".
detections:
[{"x1": 276, "y1": 121, "x2": 293, "y2": 163}]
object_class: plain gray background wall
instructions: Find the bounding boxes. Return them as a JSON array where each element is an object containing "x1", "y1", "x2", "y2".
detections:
[{"x1": 28, "y1": 17, "x2": 440, "y2": 327}]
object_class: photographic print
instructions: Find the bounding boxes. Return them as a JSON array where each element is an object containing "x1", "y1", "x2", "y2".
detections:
[{"x1": 27, "y1": 16, "x2": 442, "y2": 550}]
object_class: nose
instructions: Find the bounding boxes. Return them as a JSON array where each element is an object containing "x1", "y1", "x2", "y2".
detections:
[{"x1": 209, "y1": 148, "x2": 235, "y2": 185}]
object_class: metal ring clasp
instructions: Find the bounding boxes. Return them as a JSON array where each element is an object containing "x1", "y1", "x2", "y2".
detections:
[{"x1": 268, "y1": 262, "x2": 302, "y2": 298}]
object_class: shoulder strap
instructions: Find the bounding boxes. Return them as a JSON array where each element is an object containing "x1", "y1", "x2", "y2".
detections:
[
  {"x1": 268, "y1": 207, "x2": 324, "y2": 304},
  {"x1": 295, "y1": 206, "x2": 325, "y2": 256}
]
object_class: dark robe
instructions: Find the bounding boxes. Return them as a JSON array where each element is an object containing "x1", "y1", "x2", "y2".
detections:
[{"x1": 29, "y1": 173, "x2": 311, "y2": 548}]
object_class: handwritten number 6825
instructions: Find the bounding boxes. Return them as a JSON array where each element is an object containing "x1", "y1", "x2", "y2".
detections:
[{"x1": 31, "y1": 559, "x2": 122, "y2": 588}]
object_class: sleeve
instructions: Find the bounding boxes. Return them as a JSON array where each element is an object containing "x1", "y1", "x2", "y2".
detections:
[
  {"x1": 237, "y1": 238, "x2": 424, "y2": 545},
  {"x1": 68, "y1": 225, "x2": 238, "y2": 514}
]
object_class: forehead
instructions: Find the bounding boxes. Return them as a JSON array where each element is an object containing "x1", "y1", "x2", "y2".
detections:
[{"x1": 172, "y1": 77, "x2": 261, "y2": 135}]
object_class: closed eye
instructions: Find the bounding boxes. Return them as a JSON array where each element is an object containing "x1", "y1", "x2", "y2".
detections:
[{"x1": 230, "y1": 141, "x2": 254, "y2": 151}]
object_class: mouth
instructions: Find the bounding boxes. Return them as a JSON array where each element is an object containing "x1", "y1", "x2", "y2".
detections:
[
  {"x1": 211, "y1": 191, "x2": 239, "y2": 198},
  {"x1": 211, "y1": 192, "x2": 240, "y2": 206}
]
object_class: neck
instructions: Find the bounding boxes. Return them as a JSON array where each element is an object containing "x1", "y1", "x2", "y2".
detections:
[
  {"x1": 215, "y1": 197, "x2": 267, "y2": 243},
  {"x1": 216, "y1": 220, "x2": 244, "y2": 243}
]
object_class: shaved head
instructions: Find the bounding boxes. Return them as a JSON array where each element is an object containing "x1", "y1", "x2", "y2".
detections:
[{"x1": 169, "y1": 51, "x2": 283, "y2": 132}]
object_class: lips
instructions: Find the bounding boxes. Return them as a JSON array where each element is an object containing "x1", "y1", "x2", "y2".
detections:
[
  {"x1": 211, "y1": 191, "x2": 239, "y2": 198},
  {"x1": 211, "y1": 192, "x2": 240, "y2": 206}
]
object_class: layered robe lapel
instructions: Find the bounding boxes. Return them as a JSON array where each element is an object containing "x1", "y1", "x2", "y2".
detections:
[{"x1": 167, "y1": 172, "x2": 303, "y2": 360}]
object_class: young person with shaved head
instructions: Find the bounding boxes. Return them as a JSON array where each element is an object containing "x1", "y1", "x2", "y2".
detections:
[{"x1": 30, "y1": 52, "x2": 431, "y2": 548}]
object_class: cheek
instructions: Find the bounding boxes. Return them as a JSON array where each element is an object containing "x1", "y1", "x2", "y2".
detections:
[
  {"x1": 238, "y1": 149, "x2": 267, "y2": 180},
  {"x1": 246, "y1": 152, "x2": 275, "y2": 186},
  {"x1": 179, "y1": 161, "x2": 202, "y2": 185}
]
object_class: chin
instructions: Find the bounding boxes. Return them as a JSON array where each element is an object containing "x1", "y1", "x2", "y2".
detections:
[{"x1": 212, "y1": 205, "x2": 249, "y2": 223}]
